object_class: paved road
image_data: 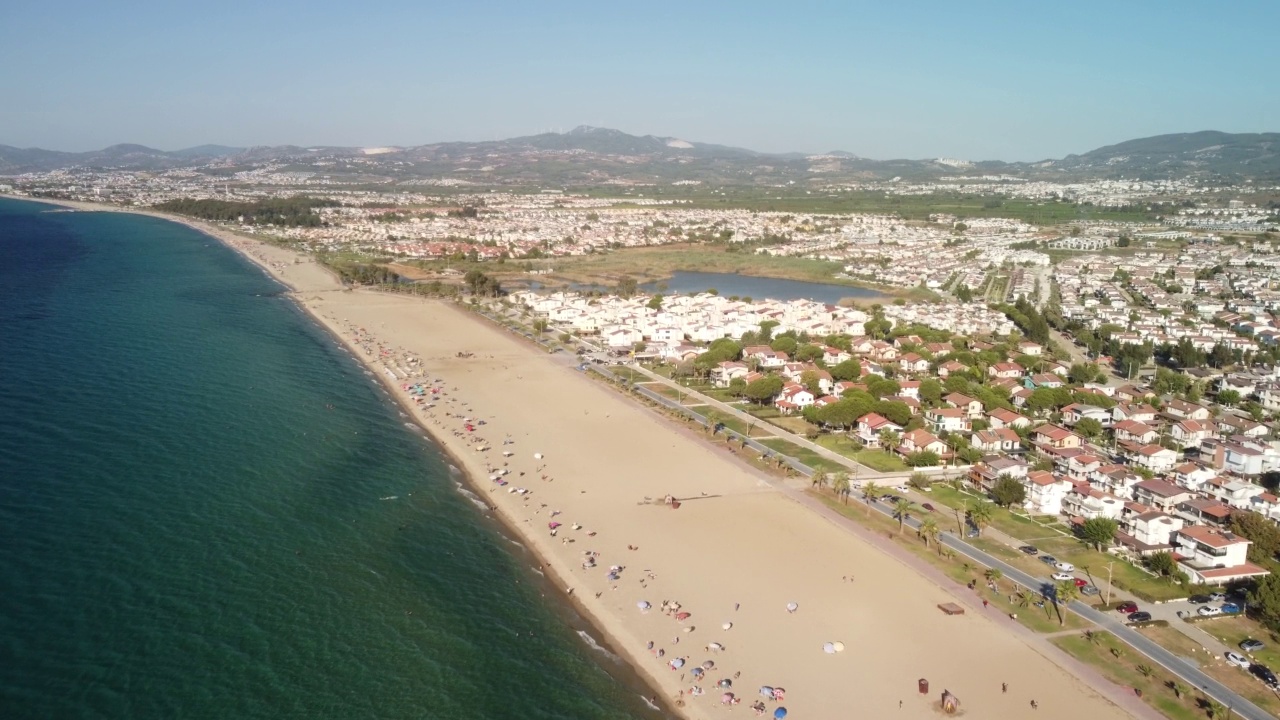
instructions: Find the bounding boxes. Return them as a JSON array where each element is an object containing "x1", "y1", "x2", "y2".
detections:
[{"x1": 629, "y1": 363, "x2": 964, "y2": 481}]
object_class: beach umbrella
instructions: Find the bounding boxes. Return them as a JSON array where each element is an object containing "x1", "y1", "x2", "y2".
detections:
[
  {"x1": 759, "y1": 686, "x2": 775, "y2": 699},
  {"x1": 691, "y1": 667, "x2": 705, "y2": 678},
  {"x1": 833, "y1": 641, "x2": 845, "y2": 652},
  {"x1": 720, "y1": 693, "x2": 735, "y2": 704},
  {"x1": 637, "y1": 601, "x2": 651, "y2": 611},
  {"x1": 548, "y1": 522, "x2": 561, "y2": 529},
  {"x1": 774, "y1": 708, "x2": 788, "y2": 719},
  {"x1": 717, "y1": 678, "x2": 732, "y2": 689},
  {"x1": 676, "y1": 612, "x2": 691, "y2": 621},
  {"x1": 722, "y1": 622, "x2": 733, "y2": 630},
  {"x1": 823, "y1": 642, "x2": 836, "y2": 654},
  {"x1": 670, "y1": 658, "x2": 685, "y2": 669},
  {"x1": 786, "y1": 602, "x2": 798, "y2": 613},
  {"x1": 534, "y1": 452, "x2": 544, "y2": 459},
  {"x1": 701, "y1": 660, "x2": 715, "y2": 670}
]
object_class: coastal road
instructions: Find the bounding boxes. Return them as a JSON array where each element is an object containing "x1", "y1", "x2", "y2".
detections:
[
  {"x1": 924, "y1": 519, "x2": 1275, "y2": 720},
  {"x1": 627, "y1": 364, "x2": 963, "y2": 481}
]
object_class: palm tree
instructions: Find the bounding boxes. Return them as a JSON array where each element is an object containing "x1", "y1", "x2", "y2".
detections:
[
  {"x1": 1136, "y1": 664, "x2": 1155, "y2": 679},
  {"x1": 832, "y1": 473, "x2": 851, "y2": 504},
  {"x1": 1170, "y1": 681, "x2": 1189, "y2": 700},
  {"x1": 918, "y1": 517, "x2": 940, "y2": 550},
  {"x1": 966, "y1": 499, "x2": 994, "y2": 537},
  {"x1": 810, "y1": 469, "x2": 829, "y2": 490},
  {"x1": 1053, "y1": 580, "x2": 1080, "y2": 626},
  {"x1": 1015, "y1": 590, "x2": 1033, "y2": 609},
  {"x1": 984, "y1": 568, "x2": 1003, "y2": 591},
  {"x1": 705, "y1": 410, "x2": 720, "y2": 436},
  {"x1": 861, "y1": 482, "x2": 883, "y2": 516},
  {"x1": 1083, "y1": 630, "x2": 1102, "y2": 646},
  {"x1": 879, "y1": 429, "x2": 901, "y2": 456},
  {"x1": 893, "y1": 498, "x2": 914, "y2": 535}
]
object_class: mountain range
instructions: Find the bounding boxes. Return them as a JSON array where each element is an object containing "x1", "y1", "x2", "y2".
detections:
[{"x1": 2, "y1": 127, "x2": 1277, "y2": 184}]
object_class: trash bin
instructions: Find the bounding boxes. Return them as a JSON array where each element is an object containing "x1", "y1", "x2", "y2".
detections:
[{"x1": 918, "y1": 678, "x2": 929, "y2": 695}]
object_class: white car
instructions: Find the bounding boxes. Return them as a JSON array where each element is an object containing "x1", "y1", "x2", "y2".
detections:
[
  {"x1": 1051, "y1": 572, "x2": 1075, "y2": 582},
  {"x1": 1226, "y1": 651, "x2": 1251, "y2": 669},
  {"x1": 1209, "y1": 592, "x2": 1228, "y2": 602},
  {"x1": 1055, "y1": 561, "x2": 1075, "y2": 572},
  {"x1": 1198, "y1": 605, "x2": 1223, "y2": 617}
]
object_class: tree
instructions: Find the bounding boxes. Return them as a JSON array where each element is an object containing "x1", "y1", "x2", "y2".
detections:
[
  {"x1": 861, "y1": 481, "x2": 883, "y2": 516},
  {"x1": 878, "y1": 429, "x2": 901, "y2": 455},
  {"x1": 646, "y1": 294, "x2": 664, "y2": 310},
  {"x1": 1076, "y1": 517, "x2": 1118, "y2": 551},
  {"x1": 907, "y1": 472, "x2": 932, "y2": 491},
  {"x1": 770, "y1": 336, "x2": 798, "y2": 355},
  {"x1": 616, "y1": 275, "x2": 638, "y2": 297},
  {"x1": 918, "y1": 378, "x2": 943, "y2": 406},
  {"x1": 705, "y1": 410, "x2": 721, "y2": 436},
  {"x1": 893, "y1": 498, "x2": 914, "y2": 534},
  {"x1": 743, "y1": 376, "x2": 783, "y2": 405},
  {"x1": 810, "y1": 469, "x2": 829, "y2": 490},
  {"x1": 984, "y1": 567, "x2": 1003, "y2": 591},
  {"x1": 1246, "y1": 574, "x2": 1280, "y2": 632},
  {"x1": 832, "y1": 473, "x2": 851, "y2": 504},
  {"x1": 1143, "y1": 551, "x2": 1178, "y2": 579},
  {"x1": 1053, "y1": 580, "x2": 1080, "y2": 626},
  {"x1": 1230, "y1": 510, "x2": 1280, "y2": 564},
  {"x1": 799, "y1": 369, "x2": 823, "y2": 397},
  {"x1": 966, "y1": 500, "x2": 994, "y2": 537},
  {"x1": 728, "y1": 377, "x2": 746, "y2": 397},
  {"x1": 906, "y1": 450, "x2": 940, "y2": 467},
  {"x1": 532, "y1": 319, "x2": 549, "y2": 335},
  {"x1": 830, "y1": 358, "x2": 862, "y2": 381},
  {"x1": 990, "y1": 475, "x2": 1027, "y2": 508},
  {"x1": 1074, "y1": 417, "x2": 1103, "y2": 440},
  {"x1": 919, "y1": 517, "x2": 940, "y2": 550},
  {"x1": 1217, "y1": 388, "x2": 1241, "y2": 407}
]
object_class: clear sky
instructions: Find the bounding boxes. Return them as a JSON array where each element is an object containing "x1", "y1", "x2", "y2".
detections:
[{"x1": 1, "y1": 0, "x2": 1277, "y2": 160}]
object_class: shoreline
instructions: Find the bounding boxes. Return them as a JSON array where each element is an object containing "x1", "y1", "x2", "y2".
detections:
[
  {"x1": 4, "y1": 194, "x2": 684, "y2": 717},
  {"x1": 6, "y1": 194, "x2": 1143, "y2": 720}
]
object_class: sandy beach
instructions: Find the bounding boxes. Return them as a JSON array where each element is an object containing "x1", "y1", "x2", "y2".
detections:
[{"x1": 13, "y1": 196, "x2": 1142, "y2": 719}]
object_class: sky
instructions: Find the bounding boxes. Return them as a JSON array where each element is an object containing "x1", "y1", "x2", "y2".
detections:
[{"x1": 1, "y1": 0, "x2": 1277, "y2": 161}]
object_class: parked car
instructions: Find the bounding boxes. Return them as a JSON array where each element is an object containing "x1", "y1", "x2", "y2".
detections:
[
  {"x1": 1225, "y1": 651, "x2": 1251, "y2": 669},
  {"x1": 1055, "y1": 561, "x2": 1075, "y2": 572},
  {"x1": 1209, "y1": 592, "x2": 1228, "y2": 602},
  {"x1": 1198, "y1": 605, "x2": 1223, "y2": 617},
  {"x1": 921, "y1": 503, "x2": 935, "y2": 512},
  {"x1": 1117, "y1": 601, "x2": 1139, "y2": 614},
  {"x1": 1081, "y1": 585, "x2": 1100, "y2": 596},
  {"x1": 1073, "y1": 578, "x2": 1088, "y2": 587},
  {"x1": 1221, "y1": 603, "x2": 1241, "y2": 615},
  {"x1": 1039, "y1": 555, "x2": 1058, "y2": 565},
  {"x1": 1051, "y1": 572, "x2": 1074, "y2": 582},
  {"x1": 1250, "y1": 664, "x2": 1279, "y2": 688},
  {"x1": 1019, "y1": 545, "x2": 1039, "y2": 555},
  {"x1": 1188, "y1": 594, "x2": 1210, "y2": 604},
  {"x1": 1127, "y1": 611, "x2": 1153, "y2": 623},
  {"x1": 1241, "y1": 639, "x2": 1265, "y2": 652}
]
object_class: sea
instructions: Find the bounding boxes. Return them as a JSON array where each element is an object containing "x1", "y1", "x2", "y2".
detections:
[{"x1": 0, "y1": 198, "x2": 654, "y2": 719}]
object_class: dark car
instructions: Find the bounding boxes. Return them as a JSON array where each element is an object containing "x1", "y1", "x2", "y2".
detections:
[
  {"x1": 1242, "y1": 639, "x2": 1266, "y2": 652},
  {"x1": 1250, "y1": 664, "x2": 1279, "y2": 688},
  {"x1": 1039, "y1": 555, "x2": 1058, "y2": 565},
  {"x1": 1019, "y1": 545, "x2": 1039, "y2": 555},
  {"x1": 1127, "y1": 611, "x2": 1153, "y2": 623},
  {"x1": 1117, "y1": 601, "x2": 1139, "y2": 614},
  {"x1": 1188, "y1": 594, "x2": 1210, "y2": 604},
  {"x1": 921, "y1": 503, "x2": 935, "y2": 512}
]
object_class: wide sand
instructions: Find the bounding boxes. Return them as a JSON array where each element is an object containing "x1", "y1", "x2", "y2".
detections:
[{"x1": 15, "y1": 197, "x2": 1139, "y2": 719}]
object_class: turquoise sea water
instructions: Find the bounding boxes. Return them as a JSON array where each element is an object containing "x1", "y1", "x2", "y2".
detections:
[{"x1": 0, "y1": 199, "x2": 652, "y2": 719}]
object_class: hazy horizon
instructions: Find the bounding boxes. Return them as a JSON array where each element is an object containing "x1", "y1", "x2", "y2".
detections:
[{"x1": 2, "y1": 0, "x2": 1278, "y2": 161}]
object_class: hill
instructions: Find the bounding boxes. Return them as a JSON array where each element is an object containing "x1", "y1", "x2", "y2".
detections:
[{"x1": 2, "y1": 129, "x2": 1277, "y2": 183}]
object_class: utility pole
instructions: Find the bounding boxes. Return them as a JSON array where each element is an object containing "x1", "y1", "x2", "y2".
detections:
[{"x1": 1105, "y1": 560, "x2": 1115, "y2": 606}]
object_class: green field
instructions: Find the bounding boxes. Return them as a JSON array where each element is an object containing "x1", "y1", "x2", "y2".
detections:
[
  {"x1": 812, "y1": 434, "x2": 909, "y2": 472},
  {"x1": 757, "y1": 438, "x2": 847, "y2": 473}
]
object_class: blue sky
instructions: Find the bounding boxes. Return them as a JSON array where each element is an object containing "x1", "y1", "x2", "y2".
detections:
[{"x1": 1, "y1": 0, "x2": 1277, "y2": 160}]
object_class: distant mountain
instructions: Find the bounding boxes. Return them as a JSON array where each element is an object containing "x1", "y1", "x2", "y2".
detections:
[
  {"x1": 2, "y1": 128, "x2": 1277, "y2": 182},
  {"x1": 1050, "y1": 131, "x2": 1280, "y2": 178}
]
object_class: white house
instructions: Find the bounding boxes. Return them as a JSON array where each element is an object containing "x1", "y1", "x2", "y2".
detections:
[
  {"x1": 1023, "y1": 471, "x2": 1072, "y2": 515},
  {"x1": 1174, "y1": 526, "x2": 1270, "y2": 585}
]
